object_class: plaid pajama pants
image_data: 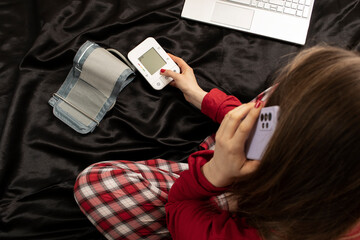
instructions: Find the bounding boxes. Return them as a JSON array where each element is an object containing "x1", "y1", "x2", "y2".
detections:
[{"x1": 73, "y1": 134, "x2": 225, "y2": 240}]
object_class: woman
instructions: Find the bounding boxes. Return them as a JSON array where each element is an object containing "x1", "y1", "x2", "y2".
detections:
[{"x1": 74, "y1": 46, "x2": 360, "y2": 240}]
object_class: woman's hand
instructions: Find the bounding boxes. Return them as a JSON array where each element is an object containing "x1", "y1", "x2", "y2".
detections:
[
  {"x1": 202, "y1": 102, "x2": 263, "y2": 188},
  {"x1": 160, "y1": 53, "x2": 207, "y2": 109}
]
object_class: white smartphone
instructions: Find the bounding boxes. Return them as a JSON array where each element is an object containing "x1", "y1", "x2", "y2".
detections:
[
  {"x1": 127, "y1": 37, "x2": 180, "y2": 90},
  {"x1": 245, "y1": 106, "x2": 280, "y2": 160}
]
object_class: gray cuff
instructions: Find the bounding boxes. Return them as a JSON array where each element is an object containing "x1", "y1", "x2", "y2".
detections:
[{"x1": 49, "y1": 41, "x2": 135, "y2": 134}]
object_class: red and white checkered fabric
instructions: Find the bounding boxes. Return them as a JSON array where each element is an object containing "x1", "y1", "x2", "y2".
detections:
[
  {"x1": 74, "y1": 158, "x2": 228, "y2": 240},
  {"x1": 74, "y1": 159, "x2": 187, "y2": 239}
]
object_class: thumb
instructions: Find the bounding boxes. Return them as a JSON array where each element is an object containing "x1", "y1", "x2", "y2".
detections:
[
  {"x1": 160, "y1": 68, "x2": 180, "y2": 80},
  {"x1": 238, "y1": 160, "x2": 260, "y2": 177}
]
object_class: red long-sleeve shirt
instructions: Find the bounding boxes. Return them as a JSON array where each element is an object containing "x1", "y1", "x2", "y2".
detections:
[{"x1": 165, "y1": 89, "x2": 261, "y2": 240}]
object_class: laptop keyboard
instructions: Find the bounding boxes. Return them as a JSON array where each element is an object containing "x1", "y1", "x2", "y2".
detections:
[{"x1": 227, "y1": 0, "x2": 312, "y2": 18}]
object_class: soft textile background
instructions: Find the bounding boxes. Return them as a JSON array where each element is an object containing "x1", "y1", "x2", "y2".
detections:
[{"x1": 0, "y1": 0, "x2": 359, "y2": 239}]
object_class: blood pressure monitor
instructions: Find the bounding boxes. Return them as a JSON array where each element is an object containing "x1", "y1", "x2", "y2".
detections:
[{"x1": 128, "y1": 37, "x2": 180, "y2": 90}]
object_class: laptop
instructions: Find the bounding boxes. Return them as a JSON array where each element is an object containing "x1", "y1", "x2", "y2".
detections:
[{"x1": 181, "y1": 0, "x2": 315, "y2": 45}]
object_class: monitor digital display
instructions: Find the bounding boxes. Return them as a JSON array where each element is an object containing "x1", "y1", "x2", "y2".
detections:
[{"x1": 138, "y1": 48, "x2": 167, "y2": 75}]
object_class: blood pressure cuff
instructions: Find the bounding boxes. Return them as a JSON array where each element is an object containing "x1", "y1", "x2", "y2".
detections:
[{"x1": 49, "y1": 41, "x2": 135, "y2": 134}]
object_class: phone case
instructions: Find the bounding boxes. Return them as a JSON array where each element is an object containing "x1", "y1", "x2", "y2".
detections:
[{"x1": 245, "y1": 106, "x2": 280, "y2": 160}]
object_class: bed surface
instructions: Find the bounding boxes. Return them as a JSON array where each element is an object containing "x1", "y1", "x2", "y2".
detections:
[{"x1": 0, "y1": 0, "x2": 359, "y2": 239}]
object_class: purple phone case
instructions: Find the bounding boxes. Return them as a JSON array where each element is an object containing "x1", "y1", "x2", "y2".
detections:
[{"x1": 245, "y1": 106, "x2": 280, "y2": 160}]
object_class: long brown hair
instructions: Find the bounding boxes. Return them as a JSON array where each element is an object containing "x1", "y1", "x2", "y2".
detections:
[{"x1": 231, "y1": 46, "x2": 360, "y2": 240}]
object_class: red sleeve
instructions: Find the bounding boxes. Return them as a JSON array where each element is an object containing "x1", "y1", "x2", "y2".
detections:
[
  {"x1": 201, "y1": 88, "x2": 242, "y2": 124},
  {"x1": 165, "y1": 150, "x2": 261, "y2": 240}
]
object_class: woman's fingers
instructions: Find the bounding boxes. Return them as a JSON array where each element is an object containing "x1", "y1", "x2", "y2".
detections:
[
  {"x1": 239, "y1": 160, "x2": 261, "y2": 177},
  {"x1": 208, "y1": 101, "x2": 264, "y2": 184},
  {"x1": 217, "y1": 104, "x2": 253, "y2": 140},
  {"x1": 160, "y1": 68, "x2": 181, "y2": 79},
  {"x1": 233, "y1": 101, "x2": 263, "y2": 146},
  {"x1": 160, "y1": 53, "x2": 190, "y2": 82},
  {"x1": 167, "y1": 53, "x2": 189, "y2": 71}
]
